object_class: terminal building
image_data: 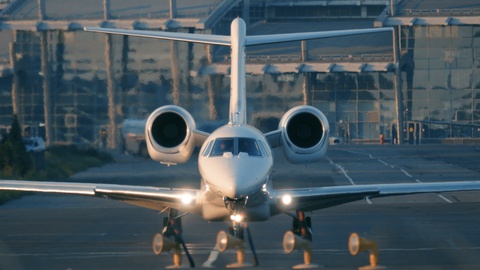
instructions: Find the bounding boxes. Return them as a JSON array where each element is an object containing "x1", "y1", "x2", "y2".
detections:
[{"x1": 0, "y1": 0, "x2": 479, "y2": 148}]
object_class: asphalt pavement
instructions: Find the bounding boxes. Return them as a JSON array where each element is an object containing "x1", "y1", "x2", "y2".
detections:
[{"x1": 1, "y1": 144, "x2": 480, "y2": 269}]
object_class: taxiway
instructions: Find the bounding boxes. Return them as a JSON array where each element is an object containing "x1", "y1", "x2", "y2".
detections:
[{"x1": 1, "y1": 144, "x2": 480, "y2": 269}]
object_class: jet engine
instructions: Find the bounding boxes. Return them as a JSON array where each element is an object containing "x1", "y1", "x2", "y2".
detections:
[
  {"x1": 279, "y1": 105, "x2": 329, "y2": 164},
  {"x1": 145, "y1": 105, "x2": 197, "y2": 165}
]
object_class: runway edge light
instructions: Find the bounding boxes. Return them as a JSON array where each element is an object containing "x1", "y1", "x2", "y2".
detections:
[
  {"x1": 216, "y1": 230, "x2": 255, "y2": 268},
  {"x1": 348, "y1": 232, "x2": 386, "y2": 270},
  {"x1": 152, "y1": 233, "x2": 183, "y2": 268},
  {"x1": 283, "y1": 231, "x2": 319, "y2": 269}
]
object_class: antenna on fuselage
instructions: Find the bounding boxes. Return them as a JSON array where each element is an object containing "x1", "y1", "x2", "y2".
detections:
[{"x1": 229, "y1": 112, "x2": 241, "y2": 126}]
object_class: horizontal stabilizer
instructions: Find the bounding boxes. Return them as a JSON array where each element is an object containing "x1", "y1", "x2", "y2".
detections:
[
  {"x1": 84, "y1": 25, "x2": 392, "y2": 47},
  {"x1": 84, "y1": 27, "x2": 231, "y2": 46},
  {"x1": 245, "y1": 27, "x2": 393, "y2": 46}
]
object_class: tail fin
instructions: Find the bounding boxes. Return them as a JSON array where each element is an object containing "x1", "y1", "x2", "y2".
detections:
[{"x1": 85, "y1": 20, "x2": 392, "y2": 125}]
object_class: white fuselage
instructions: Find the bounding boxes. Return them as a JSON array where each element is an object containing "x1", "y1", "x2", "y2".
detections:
[
  {"x1": 198, "y1": 124, "x2": 273, "y2": 221},
  {"x1": 194, "y1": 19, "x2": 274, "y2": 221}
]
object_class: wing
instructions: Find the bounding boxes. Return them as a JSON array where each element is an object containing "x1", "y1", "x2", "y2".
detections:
[
  {"x1": 274, "y1": 181, "x2": 480, "y2": 212},
  {"x1": 0, "y1": 180, "x2": 199, "y2": 212}
]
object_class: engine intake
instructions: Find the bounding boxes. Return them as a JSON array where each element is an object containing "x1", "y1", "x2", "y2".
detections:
[
  {"x1": 146, "y1": 105, "x2": 197, "y2": 165},
  {"x1": 286, "y1": 112, "x2": 323, "y2": 149},
  {"x1": 279, "y1": 105, "x2": 329, "y2": 164},
  {"x1": 151, "y1": 112, "x2": 187, "y2": 148}
]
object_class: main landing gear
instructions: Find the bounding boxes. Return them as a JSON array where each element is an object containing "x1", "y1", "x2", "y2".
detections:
[
  {"x1": 216, "y1": 214, "x2": 259, "y2": 268},
  {"x1": 152, "y1": 208, "x2": 195, "y2": 268},
  {"x1": 283, "y1": 210, "x2": 319, "y2": 269}
]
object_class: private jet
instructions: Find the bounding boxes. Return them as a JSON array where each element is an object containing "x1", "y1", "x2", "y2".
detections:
[{"x1": 2, "y1": 18, "x2": 480, "y2": 268}]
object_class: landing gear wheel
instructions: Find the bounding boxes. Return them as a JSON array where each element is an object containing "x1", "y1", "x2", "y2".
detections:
[{"x1": 292, "y1": 215, "x2": 312, "y2": 241}]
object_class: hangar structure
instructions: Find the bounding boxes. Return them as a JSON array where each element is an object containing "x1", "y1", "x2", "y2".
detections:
[{"x1": 0, "y1": 0, "x2": 479, "y2": 148}]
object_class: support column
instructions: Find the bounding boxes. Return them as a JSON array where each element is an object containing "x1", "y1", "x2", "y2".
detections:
[
  {"x1": 302, "y1": 73, "x2": 310, "y2": 105},
  {"x1": 206, "y1": 43, "x2": 218, "y2": 121},
  {"x1": 207, "y1": 75, "x2": 218, "y2": 120},
  {"x1": 390, "y1": 0, "x2": 397, "y2": 16},
  {"x1": 121, "y1": 36, "x2": 130, "y2": 113},
  {"x1": 393, "y1": 26, "x2": 404, "y2": 144},
  {"x1": 103, "y1": 0, "x2": 111, "y2": 20},
  {"x1": 301, "y1": 40, "x2": 308, "y2": 62},
  {"x1": 40, "y1": 31, "x2": 52, "y2": 146},
  {"x1": 206, "y1": 44, "x2": 213, "y2": 64},
  {"x1": 9, "y1": 31, "x2": 21, "y2": 123},
  {"x1": 37, "y1": 0, "x2": 46, "y2": 20},
  {"x1": 54, "y1": 31, "x2": 65, "y2": 143},
  {"x1": 170, "y1": 40, "x2": 180, "y2": 106},
  {"x1": 170, "y1": 0, "x2": 177, "y2": 19},
  {"x1": 105, "y1": 34, "x2": 119, "y2": 149}
]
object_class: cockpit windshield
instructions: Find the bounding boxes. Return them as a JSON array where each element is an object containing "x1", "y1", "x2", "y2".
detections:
[
  {"x1": 211, "y1": 138, "x2": 234, "y2": 156},
  {"x1": 209, "y1": 137, "x2": 262, "y2": 157}
]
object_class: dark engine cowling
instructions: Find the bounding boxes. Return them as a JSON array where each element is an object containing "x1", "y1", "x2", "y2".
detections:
[
  {"x1": 279, "y1": 105, "x2": 330, "y2": 164},
  {"x1": 145, "y1": 105, "x2": 197, "y2": 165}
]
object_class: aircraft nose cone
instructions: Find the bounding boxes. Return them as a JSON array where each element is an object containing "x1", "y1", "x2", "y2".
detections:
[
  {"x1": 223, "y1": 176, "x2": 249, "y2": 199},
  {"x1": 224, "y1": 179, "x2": 236, "y2": 199}
]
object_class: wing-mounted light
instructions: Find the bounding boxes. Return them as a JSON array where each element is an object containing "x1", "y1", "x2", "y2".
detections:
[
  {"x1": 278, "y1": 105, "x2": 330, "y2": 164},
  {"x1": 145, "y1": 105, "x2": 197, "y2": 165}
]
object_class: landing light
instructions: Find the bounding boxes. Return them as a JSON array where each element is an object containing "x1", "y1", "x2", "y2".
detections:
[
  {"x1": 230, "y1": 214, "x2": 244, "y2": 222},
  {"x1": 181, "y1": 194, "x2": 194, "y2": 205},
  {"x1": 281, "y1": 194, "x2": 292, "y2": 205}
]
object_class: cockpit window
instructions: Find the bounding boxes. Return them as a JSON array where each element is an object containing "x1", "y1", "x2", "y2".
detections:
[
  {"x1": 211, "y1": 138, "x2": 234, "y2": 156},
  {"x1": 209, "y1": 137, "x2": 263, "y2": 157},
  {"x1": 238, "y1": 138, "x2": 261, "y2": 156},
  {"x1": 202, "y1": 140, "x2": 214, "y2": 157}
]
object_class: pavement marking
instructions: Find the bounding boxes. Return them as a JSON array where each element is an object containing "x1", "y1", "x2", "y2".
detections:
[
  {"x1": 378, "y1": 159, "x2": 395, "y2": 168},
  {"x1": 437, "y1": 194, "x2": 453, "y2": 203},
  {"x1": 400, "y1": 169, "x2": 413, "y2": 178},
  {"x1": 344, "y1": 150, "x2": 373, "y2": 159},
  {"x1": 331, "y1": 149, "x2": 456, "y2": 204},
  {"x1": 365, "y1": 196, "x2": 373, "y2": 205},
  {"x1": 414, "y1": 179, "x2": 453, "y2": 203},
  {"x1": 377, "y1": 159, "x2": 388, "y2": 166},
  {"x1": 328, "y1": 158, "x2": 355, "y2": 185}
]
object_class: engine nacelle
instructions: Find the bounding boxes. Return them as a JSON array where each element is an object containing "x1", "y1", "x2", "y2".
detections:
[
  {"x1": 145, "y1": 105, "x2": 197, "y2": 165},
  {"x1": 279, "y1": 105, "x2": 330, "y2": 164}
]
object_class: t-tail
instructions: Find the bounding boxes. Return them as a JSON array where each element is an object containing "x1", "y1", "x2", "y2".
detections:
[{"x1": 84, "y1": 18, "x2": 392, "y2": 125}]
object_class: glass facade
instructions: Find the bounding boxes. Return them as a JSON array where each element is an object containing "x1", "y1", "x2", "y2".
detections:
[
  {"x1": 400, "y1": 25, "x2": 480, "y2": 139},
  {"x1": 310, "y1": 72, "x2": 395, "y2": 140},
  {"x1": 1, "y1": 2, "x2": 479, "y2": 147}
]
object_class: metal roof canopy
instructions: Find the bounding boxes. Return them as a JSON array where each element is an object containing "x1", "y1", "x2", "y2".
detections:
[
  {"x1": 376, "y1": 0, "x2": 480, "y2": 26},
  {"x1": 194, "y1": 62, "x2": 396, "y2": 76}
]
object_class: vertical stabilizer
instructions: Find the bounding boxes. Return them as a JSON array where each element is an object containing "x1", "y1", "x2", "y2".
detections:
[
  {"x1": 229, "y1": 18, "x2": 247, "y2": 125},
  {"x1": 84, "y1": 19, "x2": 392, "y2": 126}
]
